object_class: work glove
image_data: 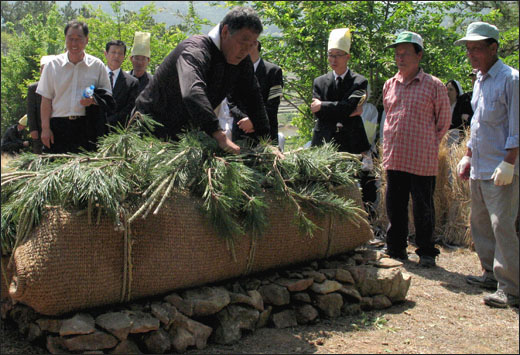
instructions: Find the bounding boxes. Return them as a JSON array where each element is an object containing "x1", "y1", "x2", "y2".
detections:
[
  {"x1": 491, "y1": 161, "x2": 514, "y2": 186},
  {"x1": 457, "y1": 155, "x2": 471, "y2": 180}
]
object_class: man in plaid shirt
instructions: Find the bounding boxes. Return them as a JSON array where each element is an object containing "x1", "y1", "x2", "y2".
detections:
[{"x1": 382, "y1": 31, "x2": 451, "y2": 267}]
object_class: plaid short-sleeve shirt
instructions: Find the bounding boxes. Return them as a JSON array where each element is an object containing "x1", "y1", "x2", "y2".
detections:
[{"x1": 382, "y1": 69, "x2": 451, "y2": 176}]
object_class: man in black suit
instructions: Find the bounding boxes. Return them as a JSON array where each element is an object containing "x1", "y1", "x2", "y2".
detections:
[
  {"x1": 228, "y1": 40, "x2": 283, "y2": 147},
  {"x1": 104, "y1": 40, "x2": 139, "y2": 131},
  {"x1": 310, "y1": 28, "x2": 370, "y2": 155},
  {"x1": 27, "y1": 55, "x2": 54, "y2": 154}
]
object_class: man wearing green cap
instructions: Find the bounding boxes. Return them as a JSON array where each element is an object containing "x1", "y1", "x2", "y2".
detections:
[
  {"x1": 382, "y1": 31, "x2": 451, "y2": 267},
  {"x1": 1, "y1": 115, "x2": 30, "y2": 154},
  {"x1": 455, "y1": 22, "x2": 519, "y2": 308}
]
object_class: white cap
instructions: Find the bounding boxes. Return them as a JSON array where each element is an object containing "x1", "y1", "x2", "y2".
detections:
[
  {"x1": 131, "y1": 32, "x2": 151, "y2": 58},
  {"x1": 328, "y1": 28, "x2": 351, "y2": 54}
]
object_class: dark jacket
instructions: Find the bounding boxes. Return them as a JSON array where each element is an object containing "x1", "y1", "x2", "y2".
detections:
[
  {"x1": 84, "y1": 88, "x2": 116, "y2": 150},
  {"x1": 129, "y1": 70, "x2": 153, "y2": 96},
  {"x1": 310, "y1": 69, "x2": 370, "y2": 154},
  {"x1": 135, "y1": 34, "x2": 270, "y2": 140},
  {"x1": 229, "y1": 58, "x2": 283, "y2": 143},
  {"x1": 106, "y1": 70, "x2": 139, "y2": 130},
  {"x1": 27, "y1": 82, "x2": 42, "y2": 133},
  {"x1": 450, "y1": 92, "x2": 474, "y2": 130},
  {"x1": 1, "y1": 124, "x2": 26, "y2": 153}
]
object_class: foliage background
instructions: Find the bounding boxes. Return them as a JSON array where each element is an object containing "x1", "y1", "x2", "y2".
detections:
[{"x1": 1, "y1": 1, "x2": 518, "y2": 140}]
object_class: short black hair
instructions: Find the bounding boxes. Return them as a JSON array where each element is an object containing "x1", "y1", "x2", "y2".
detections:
[
  {"x1": 485, "y1": 38, "x2": 499, "y2": 48},
  {"x1": 221, "y1": 6, "x2": 263, "y2": 35},
  {"x1": 106, "y1": 40, "x2": 127, "y2": 55},
  {"x1": 257, "y1": 40, "x2": 262, "y2": 52},
  {"x1": 64, "y1": 20, "x2": 89, "y2": 37}
]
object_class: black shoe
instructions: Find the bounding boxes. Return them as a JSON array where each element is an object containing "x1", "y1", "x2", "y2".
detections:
[
  {"x1": 466, "y1": 274, "x2": 497, "y2": 290},
  {"x1": 383, "y1": 248, "x2": 408, "y2": 261},
  {"x1": 419, "y1": 255, "x2": 436, "y2": 268}
]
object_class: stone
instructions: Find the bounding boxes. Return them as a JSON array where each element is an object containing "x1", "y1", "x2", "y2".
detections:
[
  {"x1": 302, "y1": 270, "x2": 326, "y2": 283},
  {"x1": 96, "y1": 312, "x2": 133, "y2": 341},
  {"x1": 360, "y1": 296, "x2": 373, "y2": 310},
  {"x1": 62, "y1": 330, "x2": 118, "y2": 352},
  {"x1": 181, "y1": 286, "x2": 230, "y2": 316},
  {"x1": 352, "y1": 253, "x2": 364, "y2": 264},
  {"x1": 259, "y1": 284, "x2": 290, "y2": 306},
  {"x1": 36, "y1": 318, "x2": 62, "y2": 333},
  {"x1": 143, "y1": 328, "x2": 171, "y2": 354},
  {"x1": 292, "y1": 292, "x2": 312, "y2": 304},
  {"x1": 164, "y1": 293, "x2": 193, "y2": 317},
  {"x1": 151, "y1": 302, "x2": 170, "y2": 324},
  {"x1": 229, "y1": 290, "x2": 264, "y2": 311},
  {"x1": 351, "y1": 266, "x2": 412, "y2": 302},
  {"x1": 272, "y1": 309, "x2": 298, "y2": 328},
  {"x1": 360, "y1": 249, "x2": 381, "y2": 262},
  {"x1": 310, "y1": 261, "x2": 319, "y2": 270},
  {"x1": 256, "y1": 306, "x2": 272, "y2": 329},
  {"x1": 126, "y1": 311, "x2": 160, "y2": 334},
  {"x1": 342, "y1": 303, "x2": 362, "y2": 316},
  {"x1": 310, "y1": 280, "x2": 343, "y2": 294},
  {"x1": 287, "y1": 272, "x2": 304, "y2": 279},
  {"x1": 27, "y1": 322, "x2": 42, "y2": 342},
  {"x1": 274, "y1": 278, "x2": 314, "y2": 292},
  {"x1": 372, "y1": 295, "x2": 393, "y2": 309},
  {"x1": 213, "y1": 305, "x2": 259, "y2": 344},
  {"x1": 375, "y1": 258, "x2": 404, "y2": 268},
  {"x1": 244, "y1": 278, "x2": 262, "y2": 291},
  {"x1": 315, "y1": 293, "x2": 343, "y2": 318},
  {"x1": 170, "y1": 326, "x2": 195, "y2": 353},
  {"x1": 337, "y1": 285, "x2": 362, "y2": 303},
  {"x1": 110, "y1": 339, "x2": 142, "y2": 354},
  {"x1": 335, "y1": 269, "x2": 355, "y2": 284},
  {"x1": 59, "y1": 313, "x2": 95, "y2": 336},
  {"x1": 295, "y1": 304, "x2": 319, "y2": 324},
  {"x1": 46, "y1": 336, "x2": 70, "y2": 354},
  {"x1": 318, "y1": 269, "x2": 336, "y2": 279},
  {"x1": 170, "y1": 312, "x2": 212, "y2": 349}
]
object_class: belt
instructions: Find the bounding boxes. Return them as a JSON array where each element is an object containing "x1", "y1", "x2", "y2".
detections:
[{"x1": 53, "y1": 116, "x2": 86, "y2": 120}]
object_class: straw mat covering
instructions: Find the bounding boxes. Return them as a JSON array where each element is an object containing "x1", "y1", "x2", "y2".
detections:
[{"x1": 8, "y1": 186, "x2": 372, "y2": 315}]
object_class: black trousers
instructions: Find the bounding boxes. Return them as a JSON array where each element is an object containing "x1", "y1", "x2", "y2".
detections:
[
  {"x1": 43, "y1": 117, "x2": 96, "y2": 154},
  {"x1": 385, "y1": 170, "x2": 439, "y2": 257},
  {"x1": 358, "y1": 170, "x2": 377, "y2": 221}
]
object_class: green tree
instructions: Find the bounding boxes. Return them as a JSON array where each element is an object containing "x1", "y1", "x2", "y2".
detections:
[{"x1": 1, "y1": 0, "x2": 55, "y2": 33}]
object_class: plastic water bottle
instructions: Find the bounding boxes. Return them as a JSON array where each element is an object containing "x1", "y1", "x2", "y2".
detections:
[{"x1": 82, "y1": 85, "x2": 95, "y2": 99}]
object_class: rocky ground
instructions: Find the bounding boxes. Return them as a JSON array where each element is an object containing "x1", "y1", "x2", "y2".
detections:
[{"x1": 1, "y1": 243, "x2": 519, "y2": 354}]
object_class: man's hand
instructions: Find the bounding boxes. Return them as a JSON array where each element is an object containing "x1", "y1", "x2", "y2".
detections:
[
  {"x1": 310, "y1": 98, "x2": 322, "y2": 113},
  {"x1": 29, "y1": 130, "x2": 39, "y2": 140},
  {"x1": 212, "y1": 130, "x2": 240, "y2": 154},
  {"x1": 40, "y1": 127, "x2": 54, "y2": 148},
  {"x1": 80, "y1": 97, "x2": 96, "y2": 107},
  {"x1": 23, "y1": 141, "x2": 30, "y2": 148},
  {"x1": 457, "y1": 155, "x2": 471, "y2": 180},
  {"x1": 349, "y1": 105, "x2": 364, "y2": 117},
  {"x1": 237, "y1": 117, "x2": 255, "y2": 134},
  {"x1": 491, "y1": 161, "x2": 514, "y2": 186}
]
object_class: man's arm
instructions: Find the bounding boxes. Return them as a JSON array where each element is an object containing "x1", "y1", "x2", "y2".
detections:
[
  {"x1": 107, "y1": 76, "x2": 139, "y2": 127},
  {"x1": 434, "y1": 81, "x2": 452, "y2": 144},
  {"x1": 27, "y1": 84, "x2": 39, "y2": 140},
  {"x1": 265, "y1": 66, "x2": 283, "y2": 142},
  {"x1": 40, "y1": 97, "x2": 53, "y2": 148}
]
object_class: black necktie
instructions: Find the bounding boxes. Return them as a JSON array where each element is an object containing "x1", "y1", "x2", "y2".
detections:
[
  {"x1": 109, "y1": 71, "x2": 114, "y2": 90},
  {"x1": 336, "y1": 76, "x2": 342, "y2": 90}
]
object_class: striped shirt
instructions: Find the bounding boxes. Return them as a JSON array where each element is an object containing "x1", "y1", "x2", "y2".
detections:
[
  {"x1": 382, "y1": 69, "x2": 451, "y2": 176},
  {"x1": 468, "y1": 59, "x2": 519, "y2": 180}
]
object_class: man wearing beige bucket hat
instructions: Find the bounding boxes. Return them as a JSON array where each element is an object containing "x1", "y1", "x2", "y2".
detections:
[
  {"x1": 27, "y1": 55, "x2": 54, "y2": 154},
  {"x1": 134, "y1": 6, "x2": 270, "y2": 154},
  {"x1": 381, "y1": 31, "x2": 451, "y2": 268},
  {"x1": 129, "y1": 31, "x2": 153, "y2": 95},
  {"x1": 455, "y1": 22, "x2": 519, "y2": 308},
  {"x1": 1, "y1": 114, "x2": 30, "y2": 154}
]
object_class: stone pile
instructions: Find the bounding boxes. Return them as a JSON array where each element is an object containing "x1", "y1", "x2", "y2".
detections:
[{"x1": 2, "y1": 248, "x2": 411, "y2": 354}]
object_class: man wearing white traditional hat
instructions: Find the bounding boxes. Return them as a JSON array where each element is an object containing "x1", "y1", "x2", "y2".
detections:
[
  {"x1": 382, "y1": 31, "x2": 451, "y2": 268},
  {"x1": 129, "y1": 32, "x2": 153, "y2": 95},
  {"x1": 310, "y1": 28, "x2": 370, "y2": 155},
  {"x1": 26, "y1": 55, "x2": 55, "y2": 154},
  {"x1": 455, "y1": 22, "x2": 519, "y2": 308},
  {"x1": 134, "y1": 6, "x2": 270, "y2": 154},
  {"x1": 1, "y1": 114, "x2": 30, "y2": 154}
]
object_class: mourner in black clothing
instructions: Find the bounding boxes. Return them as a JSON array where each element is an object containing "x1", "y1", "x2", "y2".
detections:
[
  {"x1": 134, "y1": 6, "x2": 270, "y2": 154},
  {"x1": 446, "y1": 79, "x2": 474, "y2": 131},
  {"x1": 1, "y1": 115, "x2": 29, "y2": 154},
  {"x1": 310, "y1": 28, "x2": 370, "y2": 154},
  {"x1": 129, "y1": 32, "x2": 153, "y2": 95},
  {"x1": 104, "y1": 40, "x2": 139, "y2": 130},
  {"x1": 228, "y1": 40, "x2": 284, "y2": 146}
]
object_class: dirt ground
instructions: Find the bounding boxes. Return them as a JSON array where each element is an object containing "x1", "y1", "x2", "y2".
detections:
[{"x1": 1, "y1": 245, "x2": 518, "y2": 354}]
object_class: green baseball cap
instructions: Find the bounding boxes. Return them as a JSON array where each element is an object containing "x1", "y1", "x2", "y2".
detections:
[
  {"x1": 454, "y1": 22, "x2": 499, "y2": 45},
  {"x1": 385, "y1": 31, "x2": 423, "y2": 50}
]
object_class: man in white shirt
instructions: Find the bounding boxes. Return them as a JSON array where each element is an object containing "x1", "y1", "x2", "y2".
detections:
[{"x1": 37, "y1": 20, "x2": 111, "y2": 153}]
